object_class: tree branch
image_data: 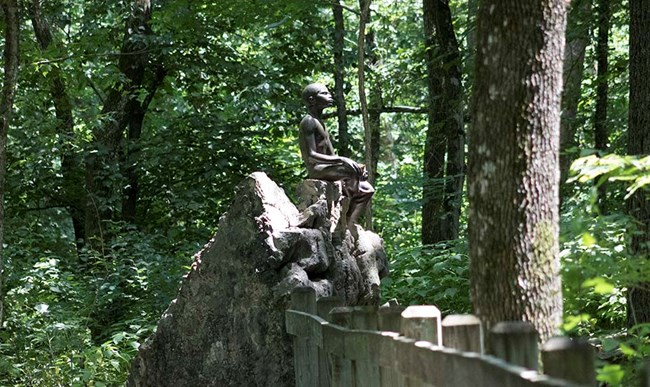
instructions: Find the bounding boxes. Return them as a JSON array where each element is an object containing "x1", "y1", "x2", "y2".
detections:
[
  {"x1": 329, "y1": 0, "x2": 361, "y2": 15},
  {"x1": 322, "y1": 105, "x2": 426, "y2": 119}
]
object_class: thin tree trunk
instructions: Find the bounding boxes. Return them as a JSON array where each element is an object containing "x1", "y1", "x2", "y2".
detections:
[
  {"x1": 594, "y1": 0, "x2": 610, "y2": 211},
  {"x1": 627, "y1": 0, "x2": 650, "y2": 327},
  {"x1": 29, "y1": 0, "x2": 86, "y2": 250},
  {"x1": 84, "y1": 0, "x2": 155, "y2": 246},
  {"x1": 358, "y1": 0, "x2": 373, "y2": 229},
  {"x1": 469, "y1": 0, "x2": 566, "y2": 343},
  {"x1": 466, "y1": 0, "x2": 478, "y2": 93},
  {"x1": 366, "y1": 28, "x2": 382, "y2": 186},
  {"x1": 433, "y1": 0, "x2": 465, "y2": 241},
  {"x1": 0, "y1": 0, "x2": 20, "y2": 324},
  {"x1": 559, "y1": 0, "x2": 592, "y2": 193},
  {"x1": 332, "y1": 0, "x2": 350, "y2": 158},
  {"x1": 422, "y1": 0, "x2": 447, "y2": 245},
  {"x1": 122, "y1": 65, "x2": 166, "y2": 223}
]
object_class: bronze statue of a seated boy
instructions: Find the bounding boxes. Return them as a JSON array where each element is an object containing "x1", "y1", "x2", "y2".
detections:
[{"x1": 299, "y1": 83, "x2": 374, "y2": 225}]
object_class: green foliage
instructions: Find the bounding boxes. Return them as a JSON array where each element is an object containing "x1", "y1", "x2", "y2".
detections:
[
  {"x1": 570, "y1": 154, "x2": 650, "y2": 198},
  {"x1": 0, "y1": 0, "x2": 645, "y2": 385},
  {"x1": 373, "y1": 121, "x2": 470, "y2": 313},
  {"x1": 591, "y1": 324, "x2": 650, "y2": 386},
  {"x1": 561, "y1": 156, "x2": 650, "y2": 385},
  {"x1": 0, "y1": 216, "x2": 192, "y2": 386},
  {"x1": 381, "y1": 240, "x2": 470, "y2": 315},
  {"x1": 560, "y1": 191, "x2": 632, "y2": 333}
]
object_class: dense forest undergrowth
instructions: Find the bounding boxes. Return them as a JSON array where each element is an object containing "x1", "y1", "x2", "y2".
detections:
[{"x1": 0, "y1": 0, "x2": 648, "y2": 386}]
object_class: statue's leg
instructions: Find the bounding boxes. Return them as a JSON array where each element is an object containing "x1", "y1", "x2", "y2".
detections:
[
  {"x1": 310, "y1": 163, "x2": 356, "y2": 182},
  {"x1": 347, "y1": 182, "x2": 374, "y2": 226}
]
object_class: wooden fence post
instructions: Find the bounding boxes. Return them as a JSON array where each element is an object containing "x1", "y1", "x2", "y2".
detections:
[
  {"x1": 317, "y1": 296, "x2": 344, "y2": 387},
  {"x1": 400, "y1": 306, "x2": 442, "y2": 387},
  {"x1": 400, "y1": 306, "x2": 442, "y2": 345},
  {"x1": 541, "y1": 336, "x2": 596, "y2": 385},
  {"x1": 352, "y1": 306, "x2": 378, "y2": 330},
  {"x1": 490, "y1": 321, "x2": 539, "y2": 370},
  {"x1": 379, "y1": 305, "x2": 405, "y2": 332},
  {"x1": 378, "y1": 305, "x2": 405, "y2": 387},
  {"x1": 394, "y1": 335, "x2": 418, "y2": 387},
  {"x1": 442, "y1": 314, "x2": 483, "y2": 354},
  {"x1": 350, "y1": 306, "x2": 380, "y2": 387},
  {"x1": 328, "y1": 307, "x2": 354, "y2": 387},
  {"x1": 291, "y1": 287, "x2": 318, "y2": 387}
]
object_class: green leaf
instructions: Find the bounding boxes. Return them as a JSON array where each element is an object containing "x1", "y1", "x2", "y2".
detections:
[
  {"x1": 596, "y1": 364, "x2": 625, "y2": 384},
  {"x1": 582, "y1": 277, "x2": 615, "y2": 294},
  {"x1": 110, "y1": 359, "x2": 121, "y2": 371},
  {"x1": 619, "y1": 343, "x2": 637, "y2": 357},
  {"x1": 34, "y1": 303, "x2": 49, "y2": 314},
  {"x1": 562, "y1": 314, "x2": 590, "y2": 332},
  {"x1": 581, "y1": 232, "x2": 597, "y2": 246},
  {"x1": 112, "y1": 332, "x2": 125, "y2": 344},
  {"x1": 602, "y1": 338, "x2": 619, "y2": 352}
]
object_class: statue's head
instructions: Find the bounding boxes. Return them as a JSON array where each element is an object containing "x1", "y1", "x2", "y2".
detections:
[{"x1": 302, "y1": 83, "x2": 333, "y2": 108}]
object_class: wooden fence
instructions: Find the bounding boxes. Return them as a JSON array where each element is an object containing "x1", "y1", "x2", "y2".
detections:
[{"x1": 285, "y1": 287, "x2": 597, "y2": 387}]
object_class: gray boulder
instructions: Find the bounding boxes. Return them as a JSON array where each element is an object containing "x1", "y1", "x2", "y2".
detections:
[{"x1": 127, "y1": 172, "x2": 388, "y2": 387}]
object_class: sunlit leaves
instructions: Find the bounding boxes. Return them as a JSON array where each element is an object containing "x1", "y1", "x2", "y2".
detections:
[
  {"x1": 583, "y1": 277, "x2": 616, "y2": 295},
  {"x1": 569, "y1": 154, "x2": 650, "y2": 198}
]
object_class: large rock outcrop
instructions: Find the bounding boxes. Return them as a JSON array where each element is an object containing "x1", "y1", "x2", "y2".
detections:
[{"x1": 127, "y1": 172, "x2": 388, "y2": 386}]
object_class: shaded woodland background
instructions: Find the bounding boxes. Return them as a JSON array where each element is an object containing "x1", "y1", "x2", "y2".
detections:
[{"x1": 0, "y1": 0, "x2": 648, "y2": 385}]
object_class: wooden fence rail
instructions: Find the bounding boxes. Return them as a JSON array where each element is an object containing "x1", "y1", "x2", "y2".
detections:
[{"x1": 286, "y1": 287, "x2": 597, "y2": 387}]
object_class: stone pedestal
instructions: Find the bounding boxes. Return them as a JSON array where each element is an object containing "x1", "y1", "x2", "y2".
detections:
[{"x1": 127, "y1": 172, "x2": 388, "y2": 387}]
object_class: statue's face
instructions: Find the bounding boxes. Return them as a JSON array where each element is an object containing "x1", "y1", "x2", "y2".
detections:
[{"x1": 309, "y1": 84, "x2": 333, "y2": 108}]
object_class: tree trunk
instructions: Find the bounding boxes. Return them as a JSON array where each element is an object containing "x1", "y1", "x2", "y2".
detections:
[
  {"x1": 627, "y1": 0, "x2": 650, "y2": 327},
  {"x1": 433, "y1": 0, "x2": 465, "y2": 241},
  {"x1": 358, "y1": 0, "x2": 373, "y2": 229},
  {"x1": 122, "y1": 65, "x2": 166, "y2": 223},
  {"x1": 84, "y1": 0, "x2": 158, "y2": 246},
  {"x1": 466, "y1": 0, "x2": 478, "y2": 84},
  {"x1": 366, "y1": 28, "x2": 382, "y2": 187},
  {"x1": 332, "y1": 0, "x2": 350, "y2": 158},
  {"x1": 422, "y1": 0, "x2": 464, "y2": 244},
  {"x1": 594, "y1": 0, "x2": 610, "y2": 210},
  {"x1": 29, "y1": 0, "x2": 86, "y2": 250},
  {"x1": 559, "y1": 0, "x2": 592, "y2": 192},
  {"x1": 422, "y1": 0, "x2": 447, "y2": 245},
  {"x1": 469, "y1": 0, "x2": 566, "y2": 343},
  {"x1": 0, "y1": 0, "x2": 19, "y2": 324}
]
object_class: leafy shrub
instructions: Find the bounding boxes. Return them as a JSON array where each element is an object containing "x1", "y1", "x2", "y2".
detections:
[
  {"x1": 381, "y1": 240, "x2": 471, "y2": 315},
  {"x1": 0, "y1": 219, "x2": 194, "y2": 386}
]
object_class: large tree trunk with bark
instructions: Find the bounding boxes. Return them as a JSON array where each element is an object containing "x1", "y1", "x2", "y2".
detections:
[
  {"x1": 468, "y1": 0, "x2": 566, "y2": 343},
  {"x1": 422, "y1": 0, "x2": 447, "y2": 245},
  {"x1": 627, "y1": 0, "x2": 650, "y2": 327},
  {"x1": 559, "y1": 0, "x2": 592, "y2": 192},
  {"x1": 422, "y1": 0, "x2": 464, "y2": 244},
  {"x1": 433, "y1": 0, "x2": 464, "y2": 242},
  {"x1": 0, "y1": 0, "x2": 19, "y2": 325},
  {"x1": 29, "y1": 0, "x2": 86, "y2": 250}
]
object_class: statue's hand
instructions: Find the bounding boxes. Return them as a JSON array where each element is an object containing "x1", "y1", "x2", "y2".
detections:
[
  {"x1": 340, "y1": 157, "x2": 362, "y2": 175},
  {"x1": 359, "y1": 164, "x2": 369, "y2": 180}
]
